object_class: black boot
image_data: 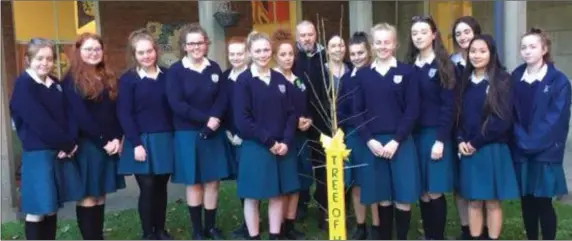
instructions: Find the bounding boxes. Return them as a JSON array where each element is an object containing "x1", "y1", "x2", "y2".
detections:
[
  {"x1": 268, "y1": 233, "x2": 281, "y2": 240},
  {"x1": 368, "y1": 225, "x2": 381, "y2": 240},
  {"x1": 282, "y1": 219, "x2": 304, "y2": 239},
  {"x1": 350, "y1": 223, "x2": 367, "y2": 240}
]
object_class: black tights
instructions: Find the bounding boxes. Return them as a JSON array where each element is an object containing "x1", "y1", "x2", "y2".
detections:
[
  {"x1": 521, "y1": 195, "x2": 557, "y2": 240},
  {"x1": 136, "y1": 174, "x2": 170, "y2": 236}
]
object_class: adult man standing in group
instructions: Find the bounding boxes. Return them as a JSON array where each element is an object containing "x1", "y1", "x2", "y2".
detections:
[{"x1": 293, "y1": 20, "x2": 330, "y2": 230}]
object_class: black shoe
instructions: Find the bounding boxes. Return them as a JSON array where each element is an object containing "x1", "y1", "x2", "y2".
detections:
[
  {"x1": 155, "y1": 230, "x2": 173, "y2": 240},
  {"x1": 232, "y1": 222, "x2": 248, "y2": 239},
  {"x1": 205, "y1": 227, "x2": 224, "y2": 240},
  {"x1": 142, "y1": 233, "x2": 158, "y2": 240},
  {"x1": 368, "y1": 225, "x2": 381, "y2": 240},
  {"x1": 283, "y1": 227, "x2": 305, "y2": 240},
  {"x1": 350, "y1": 226, "x2": 367, "y2": 240}
]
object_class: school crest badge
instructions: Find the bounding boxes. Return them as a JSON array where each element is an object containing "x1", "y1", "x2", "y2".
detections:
[
  {"x1": 428, "y1": 68, "x2": 437, "y2": 78},
  {"x1": 211, "y1": 74, "x2": 219, "y2": 83},
  {"x1": 278, "y1": 84, "x2": 286, "y2": 94},
  {"x1": 56, "y1": 84, "x2": 62, "y2": 92},
  {"x1": 393, "y1": 75, "x2": 403, "y2": 84},
  {"x1": 544, "y1": 85, "x2": 550, "y2": 93}
]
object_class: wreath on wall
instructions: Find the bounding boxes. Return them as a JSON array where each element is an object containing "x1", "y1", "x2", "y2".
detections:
[{"x1": 213, "y1": 1, "x2": 240, "y2": 28}]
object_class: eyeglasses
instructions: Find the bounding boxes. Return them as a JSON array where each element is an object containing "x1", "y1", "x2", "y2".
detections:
[
  {"x1": 411, "y1": 15, "x2": 433, "y2": 22},
  {"x1": 186, "y1": 41, "x2": 207, "y2": 47},
  {"x1": 81, "y1": 47, "x2": 103, "y2": 53}
]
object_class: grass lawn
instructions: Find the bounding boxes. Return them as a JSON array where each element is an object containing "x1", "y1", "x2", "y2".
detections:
[{"x1": 2, "y1": 182, "x2": 572, "y2": 240}]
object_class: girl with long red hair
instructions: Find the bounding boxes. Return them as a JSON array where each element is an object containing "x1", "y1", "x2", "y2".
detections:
[{"x1": 62, "y1": 32, "x2": 126, "y2": 240}]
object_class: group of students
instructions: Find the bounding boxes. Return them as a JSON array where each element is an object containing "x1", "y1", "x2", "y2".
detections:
[{"x1": 10, "y1": 14, "x2": 569, "y2": 241}]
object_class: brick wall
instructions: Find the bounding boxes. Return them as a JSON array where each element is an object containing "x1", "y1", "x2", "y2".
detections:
[
  {"x1": 301, "y1": 1, "x2": 349, "y2": 43},
  {"x1": 99, "y1": 1, "x2": 198, "y2": 73},
  {"x1": 2, "y1": 1, "x2": 17, "y2": 96}
]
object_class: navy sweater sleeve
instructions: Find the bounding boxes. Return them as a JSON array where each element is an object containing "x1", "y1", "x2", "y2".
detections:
[
  {"x1": 394, "y1": 68, "x2": 420, "y2": 142},
  {"x1": 165, "y1": 65, "x2": 210, "y2": 123},
  {"x1": 233, "y1": 75, "x2": 276, "y2": 148},
  {"x1": 116, "y1": 73, "x2": 142, "y2": 146},
  {"x1": 470, "y1": 88, "x2": 514, "y2": 149},
  {"x1": 208, "y1": 64, "x2": 228, "y2": 119},
  {"x1": 10, "y1": 79, "x2": 76, "y2": 152},
  {"x1": 283, "y1": 83, "x2": 298, "y2": 147},
  {"x1": 437, "y1": 85, "x2": 455, "y2": 142},
  {"x1": 515, "y1": 75, "x2": 571, "y2": 152},
  {"x1": 62, "y1": 75, "x2": 110, "y2": 148}
]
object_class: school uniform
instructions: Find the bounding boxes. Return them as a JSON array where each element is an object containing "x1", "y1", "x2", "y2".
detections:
[
  {"x1": 353, "y1": 57, "x2": 422, "y2": 205},
  {"x1": 511, "y1": 63, "x2": 570, "y2": 198},
  {"x1": 166, "y1": 57, "x2": 231, "y2": 185},
  {"x1": 413, "y1": 55, "x2": 455, "y2": 194},
  {"x1": 221, "y1": 67, "x2": 248, "y2": 181},
  {"x1": 274, "y1": 68, "x2": 314, "y2": 191},
  {"x1": 117, "y1": 67, "x2": 174, "y2": 175},
  {"x1": 450, "y1": 52, "x2": 466, "y2": 191},
  {"x1": 10, "y1": 70, "x2": 84, "y2": 216},
  {"x1": 457, "y1": 73, "x2": 519, "y2": 201},
  {"x1": 233, "y1": 66, "x2": 300, "y2": 200},
  {"x1": 62, "y1": 74, "x2": 126, "y2": 197}
]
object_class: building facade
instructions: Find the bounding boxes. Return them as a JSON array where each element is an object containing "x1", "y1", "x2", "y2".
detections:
[{"x1": 2, "y1": 0, "x2": 571, "y2": 211}]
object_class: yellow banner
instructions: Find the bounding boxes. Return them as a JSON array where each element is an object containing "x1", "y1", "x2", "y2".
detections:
[{"x1": 320, "y1": 129, "x2": 351, "y2": 240}]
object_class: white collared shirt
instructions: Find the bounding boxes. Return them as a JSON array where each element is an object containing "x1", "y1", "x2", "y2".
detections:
[
  {"x1": 273, "y1": 67, "x2": 298, "y2": 83},
  {"x1": 351, "y1": 67, "x2": 358, "y2": 77},
  {"x1": 521, "y1": 64, "x2": 548, "y2": 84},
  {"x1": 415, "y1": 52, "x2": 436, "y2": 68},
  {"x1": 251, "y1": 65, "x2": 271, "y2": 85},
  {"x1": 137, "y1": 66, "x2": 162, "y2": 80},
  {"x1": 228, "y1": 66, "x2": 248, "y2": 82},
  {"x1": 182, "y1": 56, "x2": 210, "y2": 73},
  {"x1": 470, "y1": 72, "x2": 487, "y2": 84},
  {"x1": 370, "y1": 57, "x2": 398, "y2": 76},
  {"x1": 451, "y1": 52, "x2": 466, "y2": 67},
  {"x1": 26, "y1": 69, "x2": 54, "y2": 88}
]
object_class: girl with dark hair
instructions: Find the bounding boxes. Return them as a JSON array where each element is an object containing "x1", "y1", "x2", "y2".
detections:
[
  {"x1": 512, "y1": 28, "x2": 570, "y2": 240},
  {"x1": 450, "y1": 15, "x2": 484, "y2": 240},
  {"x1": 117, "y1": 29, "x2": 173, "y2": 240},
  {"x1": 405, "y1": 16, "x2": 456, "y2": 240},
  {"x1": 166, "y1": 22, "x2": 230, "y2": 239},
  {"x1": 456, "y1": 34, "x2": 519, "y2": 240},
  {"x1": 338, "y1": 31, "x2": 381, "y2": 240},
  {"x1": 63, "y1": 32, "x2": 126, "y2": 240},
  {"x1": 10, "y1": 38, "x2": 83, "y2": 240}
]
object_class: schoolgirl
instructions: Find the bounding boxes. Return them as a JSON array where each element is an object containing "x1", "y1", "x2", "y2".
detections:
[
  {"x1": 221, "y1": 37, "x2": 254, "y2": 239},
  {"x1": 406, "y1": 16, "x2": 456, "y2": 240},
  {"x1": 165, "y1": 23, "x2": 230, "y2": 239},
  {"x1": 450, "y1": 15, "x2": 483, "y2": 240},
  {"x1": 62, "y1": 32, "x2": 125, "y2": 240},
  {"x1": 233, "y1": 31, "x2": 299, "y2": 240},
  {"x1": 116, "y1": 29, "x2": 174, "y2": 240},
  {"x1": 456, "y1": 34, "x2": 519, "y2": 240},
  {"x1": 353, "y1": 23, "x2": 421, "y2": 240},
  {"x1": 337, "y1": 31, "x2": 381, "y2": 240},
  {"x1": 10, "y1": 38, "x2": 84, "y2": 240},
  {"x1": 270, "y1": 29, "x2": 310, "y2": 239},
  {"x1": 511, "y1": 28, "x2": 570, "y2": 240}
]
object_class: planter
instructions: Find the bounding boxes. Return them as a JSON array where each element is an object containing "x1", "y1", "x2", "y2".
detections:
[{"x1": 213, "y1": 11, "x2": 240, "y2": 28}]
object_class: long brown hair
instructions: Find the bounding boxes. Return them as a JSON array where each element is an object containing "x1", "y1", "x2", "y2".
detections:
[{"x1": 68, "y1": 32, "x2": 117, "y2": 100}]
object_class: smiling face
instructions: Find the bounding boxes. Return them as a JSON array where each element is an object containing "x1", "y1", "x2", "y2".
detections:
[
  {"x1": 250, "y1": 38, "x2": 272, "y2": 69},
  {"x1": 469, "y1": 39, "x2": 490, "y2": 70},
  {"x1": 275, "y1": 43, "x2": 295, "y2": 71},
  {"x1": 411, "y1": 21, "x2": 435, "y2": 51},
  {"x1": 455, "y1": 22, "x2": 475, "y2": 50},
  {"x1": 349, "y1": 43, "x2": 368, "y2": 68},
  {"x1": 327, "y1": 36, "x2": 346, "y2": 62},
  {"x1": 228, "y1": 42, "x2": 247, "y2": 69},
  {"x1": 372, "y1": 29, "x2": 396, "y2": 60},
  {"x1": 29, "y1": 47, "x2": 55, "y2": 78},
  {"x1": 133, "y1": 39, "x2": 157, "y2": 69},
  {"x1": 184, "y1": 32, "x2": 208, "y2": 61},
  {"x1": 520, "y1": 34, "x2": 547, "y2": 66},
  {"x1": 80, "y1": 38, "x2": 103, "y2": 65}
]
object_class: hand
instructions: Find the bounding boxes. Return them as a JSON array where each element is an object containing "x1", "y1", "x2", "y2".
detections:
[
  {"x1": 301, "y1": 118, "x2": 312, "y2": 131},
  {"x1": 381, "y1": 140, "x2": 399, "y2": 160},
  {"x1": 367, "y1": 139, "x2": 384, "y2": 157},
  {"x1": 67, "y1": 145, "x2": 79, "y2": 158},
  {"x1": 233, "y1": 135, "x2": 243, "y2": 146},
  {"x1": 431, "y1": 141, "x2": 444, "y2": 160},
  {"x1": 134, "y1": 145, "x2": 146, "y2": 162},
  {"x1": 276, "y1": 143, "x2": 288, "y2": 156},
  {"x1": 104, "y1": 139, "x2": 121, "y2": 155},
  {"x1": 57, "y1": 151, "x2": 67, "y2": 159},
  {"x1": 466, "y1": 142, "x2": 476, "y2": 154},
  {"x1": 297, "y1": 117, "x2": 306, "y2": 130},
  {"x1": 458, "y1": 142, "x2": 473, "y2": 156},
  {"x1": 269, "y1": 142, "x2": 280, "y2": 155},
  {"x1": 226, "y1": 131, "x2": 234, "y2": 143},
  {"x1": 207, "y1": 117, "x2": 221, "y2": 131}
]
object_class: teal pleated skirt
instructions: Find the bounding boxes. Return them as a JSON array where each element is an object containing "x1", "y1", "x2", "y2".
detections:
[
  {"x1": 118, "y1": 132, "x2": 174, "y2": 175},
  {"x1": 76, "y1": 139, "x2": 126, "y2": 197},
  {"x1": 172, "y1": 130, "x2": 231, "y2": 185},
  {"x1": 414, "y1": 128, "x2": 455, "y2": 194},
  {"x1": 237, "y1": 140, "x2": 300, "y2": 199},
  {"x1": 345, "y1": 128, "x2": 367, "y2": 187},
  {"x1": 295, "y1": 134, "x2": 313, "y2": 190},
  {"x1": 459, "y1": 143, "x2": 519, "y2": 200},
  {"x1": 515, "y1": 160, "x2": 568, "y2": 198},
  {"x1": 222, "y1": 132, "x2": 240, "y2": 181},
  {"x1": 359, "y1": 134, "x2": 421, "y2": 205},
  {"x1": 20, "y1": 150, "x2": 84, "y2": 215}
]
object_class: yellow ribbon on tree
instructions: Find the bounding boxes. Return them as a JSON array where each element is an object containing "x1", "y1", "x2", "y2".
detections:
[{"x1": 320, "y1": 129, "x2": 351, "y2": 240}]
